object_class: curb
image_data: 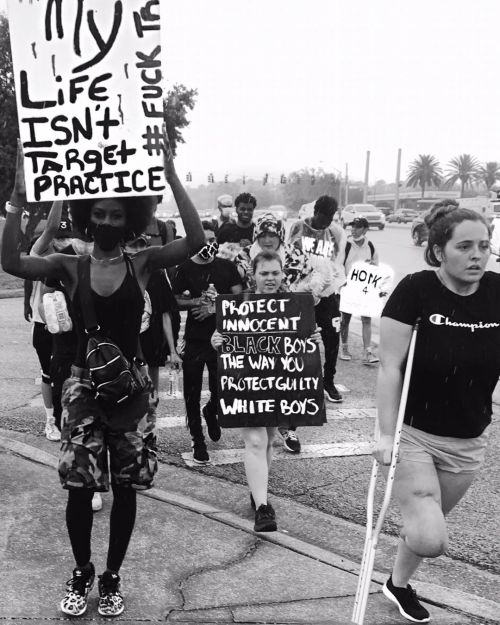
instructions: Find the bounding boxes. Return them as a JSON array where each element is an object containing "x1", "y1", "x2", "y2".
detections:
[
  {"x1": 0, "y1": 289, "x2": 23, "y2": 299},
  {"x1": 0, "y1": 433, "x2": 498, "y2": 623}
]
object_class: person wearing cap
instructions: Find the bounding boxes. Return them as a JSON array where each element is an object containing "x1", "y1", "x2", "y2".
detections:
[
  {"x1": 340, "y1": 217, "x2": 380, "y2": 365},
  {"x1": 216, "y1": 192, "x2": 256, "y2": 247},
  {"x1": 212, "y1": 194, "x2": 234, "y2": 234},
  {"x1": 234, "y1": 212, "x2": 302, "y2": 453}
]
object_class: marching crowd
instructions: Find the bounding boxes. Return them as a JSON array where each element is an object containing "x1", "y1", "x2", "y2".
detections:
[{"x1": 2, "y1": 142, "x2": 498, "y2": 624}]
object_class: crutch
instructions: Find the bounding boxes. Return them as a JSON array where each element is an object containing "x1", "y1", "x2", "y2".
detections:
[{"x1": 351, "y1": 319, "x2": 420, "y2": 625}]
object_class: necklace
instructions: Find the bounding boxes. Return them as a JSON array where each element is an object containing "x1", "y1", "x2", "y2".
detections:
[{"x1": 90, "y1": 253, "x2": 124, "y2": 265}]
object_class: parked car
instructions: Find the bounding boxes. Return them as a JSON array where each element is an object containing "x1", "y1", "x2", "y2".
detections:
[
  {"x1": 340, "y1": 203, "x2": 385, "y2": 229},
  {"x1": 387, "y1": 209, "x2": 419, "y2": 223},
  {"x1": 410, "y1": 211, "x2": 429, "y2": 246}
]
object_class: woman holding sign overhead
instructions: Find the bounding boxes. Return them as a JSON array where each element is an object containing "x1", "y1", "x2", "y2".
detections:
[
  {"x1": 2, "y1": 136, "x2": 205, "y2": 618},
  {"x1": 212, "y1": 250, "x2": 323, "y2": 533},
  {"x1": 373, "y1": 203, "x2": 499, "y2": 623}
]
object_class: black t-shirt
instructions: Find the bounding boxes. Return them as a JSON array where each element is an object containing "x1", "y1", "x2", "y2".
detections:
[
  {"x1": 382, "y1": 270, "x2": 500, "y2": 438},
  {"x1": 216, "y1": 222, "x2": 255, "y2": 246},
  {"x1": 173, "y1": 257, "x2": 242, "y2": 342}
]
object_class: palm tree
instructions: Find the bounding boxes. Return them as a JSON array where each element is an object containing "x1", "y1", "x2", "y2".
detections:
[
  {"x1": 475, "y1": 161, "x2": 500, "y2": 192},
  {"x1": 445, "y1": 154, "x2": 480, "y2": 197},
  {"x1": 406, "y1": 155, "x2": 442, "y2": 198}
]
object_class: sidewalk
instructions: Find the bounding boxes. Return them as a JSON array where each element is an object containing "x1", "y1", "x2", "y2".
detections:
[{"x1": 1, "y1": 428, "x2": 498, "y2": 624}]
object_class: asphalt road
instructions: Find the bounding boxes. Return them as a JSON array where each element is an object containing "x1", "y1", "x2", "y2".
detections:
[{"x1": 0, "y1": 224, "x2": 498, "y2": 587}]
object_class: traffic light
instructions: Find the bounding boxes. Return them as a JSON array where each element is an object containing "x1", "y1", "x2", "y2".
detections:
[
  {"x1": 186, "y1": 172, "x2": 192, "y2": 182},
  {"x1": 242, "y1": 175, "x2": 246, "y2": 185},
  {"x1": 208, "y1": 173, "x2": 214, "y2": 183},
  {"x1": 263, "y1": 173, "x2": 269, "y2": 185},
  {"x1": 224, "y1": 174, "x2": 228, "y2": 183}
]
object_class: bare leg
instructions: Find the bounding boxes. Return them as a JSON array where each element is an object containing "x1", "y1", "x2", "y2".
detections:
[
  {"x1": 266, "y1": 427, "x2": 277, "y2": 470},
  {"x1": 41, "y1": 380, "x2": 53, "y2": 409},
  {"x1": 361, "y1": 316, "x2": 372, "y2": 351},
  {"x1": 391, "y1": 460, "x2": 477, "y2": 587},
  {"x1": 242, "y1": 427, "x2": 271, "y2": 508},
  {"x1": 340, "y1": 312, "x2": 351, "y2": 345}
]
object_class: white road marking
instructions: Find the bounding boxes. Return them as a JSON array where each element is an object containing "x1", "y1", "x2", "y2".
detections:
[{"x1": 181, "y1": 441, "x2": 372, "y2": 467}]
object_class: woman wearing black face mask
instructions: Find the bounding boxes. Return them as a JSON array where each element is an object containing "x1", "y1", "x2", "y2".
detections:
[{"x1": 2, "y1": 138, "x2": 205, "y2": 618}]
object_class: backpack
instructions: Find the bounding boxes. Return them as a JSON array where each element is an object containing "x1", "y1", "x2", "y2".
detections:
[
  {"x1": 344, "y1": 240, "x2": 375, "y2": 265},
  {"x1": 77, "y1": 255, "x2": 148, "y2": 405}
]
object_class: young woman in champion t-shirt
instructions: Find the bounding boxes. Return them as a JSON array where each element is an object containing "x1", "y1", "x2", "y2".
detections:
[{"x1": 373, "y1": 202, "x2": 499, "y2": 623}]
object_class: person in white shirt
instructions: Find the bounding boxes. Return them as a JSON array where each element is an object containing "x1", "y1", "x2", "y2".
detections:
[{"x1": 340, "y1": 217, "x2": 380, "y2": 365}]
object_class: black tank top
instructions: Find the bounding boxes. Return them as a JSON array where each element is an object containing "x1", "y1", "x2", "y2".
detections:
[{"x1": 72, "y1": 254, "x2": 144, "y2": 367}]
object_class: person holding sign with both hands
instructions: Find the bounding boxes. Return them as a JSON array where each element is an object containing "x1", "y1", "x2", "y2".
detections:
[
  {"x1": 1, "y1": 135, "x2": 205, "y2": 618},
  {"x1": 211, "y1": 251, "x2": 323, "y2": 533}
]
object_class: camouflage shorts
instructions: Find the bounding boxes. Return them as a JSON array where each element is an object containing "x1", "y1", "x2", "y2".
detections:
[{"x1": 58, "y1": 366, "x2": 158, "y2": 491}]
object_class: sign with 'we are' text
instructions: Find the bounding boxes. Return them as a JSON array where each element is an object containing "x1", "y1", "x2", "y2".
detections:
[
  {"x1": 216, "y1": 293, "x2": 326, "y2": 428},
  {"x1": 8, "y1": 0, "x2": 165, "y2": 202}
]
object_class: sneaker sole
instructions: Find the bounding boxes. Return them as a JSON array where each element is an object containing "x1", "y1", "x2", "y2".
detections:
[
  {"x1": 192, "y1": 457, "x2": 211, "y2": 465},
  {"x1": 60, "y1": 602, "x2": 89, "y2": 617},
  {"x1": 382, "y1": 583, "x2": 430, "y2": 623},
  {"x1": 339, "y1": 355, "x2": 352, "y2": 361},
  {"x1": 98, "y1": 604, "x2": 125, "y2": 617},
  {"x1": 283, "y1": 441, "x2": 301, "y2": 453},
  {"x1": 254, "y1": 521, "x2": 277, "y2": 532},
  {"x1": 324, "y1": 392, "x2": 343, "y2": 403}
]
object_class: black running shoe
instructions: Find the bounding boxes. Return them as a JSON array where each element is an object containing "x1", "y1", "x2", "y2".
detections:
[
  {"x1": 324, "y1": 382, "x2": 343, "y2": 403},
  {"x1": 282, "y1": 430, "x2": 301, "y2": 453},
  {"x1": 202, "y1": 404, "x2": 221, "y2": 442},
  {"x1": 192, "y1": 439, "x2": 210, "y2": 464},
  {"x1": 98, "y1": 571, "x2": 124, "y2": 617},
  {"x1": 60, "y1": 563, "x2": 95, "y2": 616},
  {"x1": 383, "y1": 576, "x2": 430, "y2": 623},
  {"x1": 254, "y1": 503, "x2": 277, "y2": 532}
]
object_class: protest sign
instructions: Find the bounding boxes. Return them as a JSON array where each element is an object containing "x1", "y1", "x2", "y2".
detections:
[
  {"x1": 339, "y1": 261, "x2": 394, "y2": 318},
  {"x1": 216, "y1": 293, "x2": 326, "y2": 428},
  {"x1": 8, "y1": 0, "x2": 165, "y2": 202}
]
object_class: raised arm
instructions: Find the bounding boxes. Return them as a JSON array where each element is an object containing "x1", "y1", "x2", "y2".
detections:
[
  {"x1": 31, "y1": 200, "x2": 64, "y2": 255},
  {"x1": 373, "y1": 316, "x2": 413, "y2": 465},
  {"x1": 1, "y1": 141, "x2": 66, "y2": 282},
  {"x1": 146, "y1": 126, "x2": 204, "y2": 271}
]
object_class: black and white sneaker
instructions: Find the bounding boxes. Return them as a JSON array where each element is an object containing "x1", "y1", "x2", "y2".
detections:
[
  {"x1": 60, "y1": 563, "x2": 95, "y2": 616},
  {"x1": 324, "y1": 382, "x2": 343, "y2": 403},
  {"x1": 254, "y1": 503, "x2": 277, "y2": 532},
  {"x1": 98, "y1": 571, "x2": 124, "y2": 617},
  {"x1": 282, "y1": 430, "x2": 301, "y2": 453},
  {"x1": 383, "y1": 576, "x2": 430, "y2": 623},
  {"x1": 192, "y1": 439, "x2": 210, "y2": 464}
]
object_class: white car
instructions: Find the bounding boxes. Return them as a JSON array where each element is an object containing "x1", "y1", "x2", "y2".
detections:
[{"x1": 340, "y1": 203, "x2": 385, "y2": 230}]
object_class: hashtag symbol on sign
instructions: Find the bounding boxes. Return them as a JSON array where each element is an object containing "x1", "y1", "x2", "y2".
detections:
[{"x1": 142, "y1": 125, "x2": 163, "y2": 156}]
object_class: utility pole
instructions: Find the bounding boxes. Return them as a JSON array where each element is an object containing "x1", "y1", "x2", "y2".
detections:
[
  {"x1": 363, "y1": 150, "x2": 370, "y2": 203},
  {"x1": 344, "y1": 162, "x2": 349, "y2": 206},
  {"x1": 394, "y1": 148, "x2": 402, "y2": 212}
]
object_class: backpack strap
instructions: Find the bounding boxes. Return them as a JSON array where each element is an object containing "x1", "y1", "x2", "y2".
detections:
[
  {"x1": 344, "y1": 241, "x2": 351, "y2": 266},
  {"x1": 77, "y1": 255, "x2": 100, "y2": 334},
  {"x1": 368, "y1": 240, "x2": 375, "y2": 259}
]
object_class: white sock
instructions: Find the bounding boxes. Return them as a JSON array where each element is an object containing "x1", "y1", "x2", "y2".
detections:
[{"x1": 45, "y1": 408, "x2": 54, "y2": 421}]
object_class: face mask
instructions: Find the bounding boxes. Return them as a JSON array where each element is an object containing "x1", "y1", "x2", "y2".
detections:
[
  {"x1": 352, "y1": 234, "x2": 365, "y2": 242},
  {"x1": 88, "y1": 223, "x2": 125, "y2": 251},
  {"x1": 198, "y1": 241, "x2": 219, "y2": 261}
]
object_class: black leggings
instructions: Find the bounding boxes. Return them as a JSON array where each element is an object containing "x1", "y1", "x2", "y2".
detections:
[{"x1": 66, "y1": 486, "x2": 137, "y2": 572}]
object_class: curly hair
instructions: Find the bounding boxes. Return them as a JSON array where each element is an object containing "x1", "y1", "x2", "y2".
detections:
[
  {"x1": 235, "y1": 192, "x2": 257, "y2": 208},
  {"x1": 424, "y1": 203, "x2": 490, "y2": 267},
  {"x1": 69, "y1": 196, "x2": 154, "y2": 241}
]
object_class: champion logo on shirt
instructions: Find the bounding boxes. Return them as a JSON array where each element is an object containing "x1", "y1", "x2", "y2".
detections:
[{"x1": 429, "y1": 313, "x2": 500, "y2": 332}]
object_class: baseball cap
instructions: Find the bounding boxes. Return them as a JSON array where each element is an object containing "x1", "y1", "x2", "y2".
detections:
[
  {"x1": 217, "y1": 194, "x2": 233, "y2": 208},
  {"x1": 351, "y1": 217, "x2": 369, "y2": 229}
]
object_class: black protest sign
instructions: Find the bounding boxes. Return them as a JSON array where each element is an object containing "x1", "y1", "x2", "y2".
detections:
[
  {"x1": 216, "y1": 292, "x2": 326, "y2": 428},
  {"x1": 9, "y1": 0, "x2": 165, "y2": 202}
]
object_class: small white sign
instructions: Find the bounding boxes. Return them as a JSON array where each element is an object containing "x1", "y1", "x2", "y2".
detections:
[
  {"x1": 491, "y1": 218, "x2": 500, "y2": 256},
  {"x1": 8, "y1": 0, "x2": 165, "y2": 202},
  {"x1": 339, "y1": 261, "x2": 394, "y2": 318}
]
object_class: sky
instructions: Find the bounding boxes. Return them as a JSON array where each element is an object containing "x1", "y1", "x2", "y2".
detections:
[{"x1": 2, "y1": 0, "x2": 500, "y2": 186}]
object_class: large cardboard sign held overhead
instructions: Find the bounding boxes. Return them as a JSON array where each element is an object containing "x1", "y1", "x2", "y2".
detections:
[
  {"x1": 216, "y1": 293, "x2": 326, "y2": 428},
  {"x1": 339, "y1": 261, "x2": 394, "y2": 318},
  {"x1": 8, "y1": 0, "x2": 165, "y2": 202}
]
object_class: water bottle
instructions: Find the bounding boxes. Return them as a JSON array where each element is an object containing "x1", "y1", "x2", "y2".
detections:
[
  {"x1": 43, "y1": 291, "x2": 72, "y2": 334},
  {"x1": 167, "y1": 366, "x2": 179, "y2": 397}
]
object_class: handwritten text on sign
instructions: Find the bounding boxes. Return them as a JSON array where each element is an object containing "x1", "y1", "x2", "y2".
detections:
[
  {"x1": 8, "y1": 0, "x2": 165, "y2": 202},
  {"x1": 339, "y1": 261, "x2": 394, "y2": 318},
  {"x1": 216, "y1": 293, "x2": 326, "y2": 428}
]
